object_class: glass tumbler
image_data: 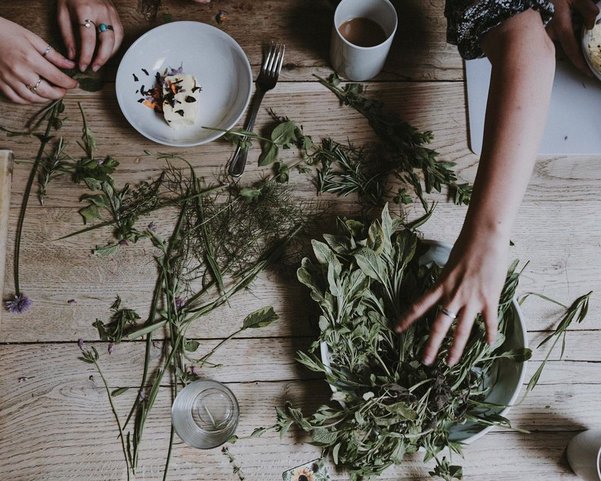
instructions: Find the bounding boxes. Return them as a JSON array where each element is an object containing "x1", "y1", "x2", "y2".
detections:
[{"x1": 172, "y1": 379, "x2": 240, "y2": 449}]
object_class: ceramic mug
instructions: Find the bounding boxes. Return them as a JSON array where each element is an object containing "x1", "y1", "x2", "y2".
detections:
[
  {"x1": 567, "y1": 430, "x2": 601, "y2": 481},
  {"x1": 330, "y1": 0, "x2": 398, "y2": 81}
]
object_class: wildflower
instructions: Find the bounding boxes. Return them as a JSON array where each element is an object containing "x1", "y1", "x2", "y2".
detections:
[
  {"x1": 78, "y1": 338, "x2": 85, "y2": 350},
  {"x1": 147, "y1": 221, "x2": 158, "y2": 232},
  {"x1": 175, "y1": 297, "x2": 185, "y2": 310},
  {"x1": 215, "y1": 10, "x2": 228, "y2": 24},
  {"x1": 108, "y1": 343, "x2": 115, "y2": 355},
  {"x1": 4, "y1": 294, "x2": 32, "y2": 314},
  {"x1": 290, "y1": 467, "x2": 315, "y2": 481}
]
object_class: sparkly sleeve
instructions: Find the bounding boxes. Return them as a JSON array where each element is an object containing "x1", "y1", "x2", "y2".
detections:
[{"x1": 445, "y1": 0, "x2": 555, "y2": 59}]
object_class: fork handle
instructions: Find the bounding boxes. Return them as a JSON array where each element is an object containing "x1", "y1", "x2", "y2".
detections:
[{"x1": 228, "y1": 88, "x2": 267, "y2": 178}]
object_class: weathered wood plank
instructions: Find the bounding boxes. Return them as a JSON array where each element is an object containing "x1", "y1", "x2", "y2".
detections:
[
  {"x1": 0, "y1": 341, "x2": 599, "y2": 387},
  {"x1": 0, "y1": 151, "x2": 13, "y2": 327},
  {"x1": 0, "y1": 0, "x2": 463, "y2": 83},
  {"x1": 0, "y1": 372, "x2": 591, "y2": 480}
]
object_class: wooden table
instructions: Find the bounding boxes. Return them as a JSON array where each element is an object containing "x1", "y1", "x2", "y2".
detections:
[{"x1": 0, "y1": 1, "x2": 599, "y2": 480}]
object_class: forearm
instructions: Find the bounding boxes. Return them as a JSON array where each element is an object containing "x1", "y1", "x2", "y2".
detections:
[{"x1": 461, "y1": 9, "x2": 555, "y2": 243}]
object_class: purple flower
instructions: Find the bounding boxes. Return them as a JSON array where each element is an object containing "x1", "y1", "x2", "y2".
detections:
[
  {"x1": 78, "y1": 338, "x2": 85, "y2": 350},
  {"x1": 4, "y1": 294, "x2": 32, "y2": 314},
  {"x1": 108, "y1": 343, "x2": 115, "y2": 355},
  {"x1": 147, "y1": 221, "x2": 158, "y2": 232},
  {"x1": 175, "y1": 297, "x2": 185, "y2": 310},
  {"x1": 189, "y1": 365, "x2": 200, "y2": 378},
  {"x1": 118, "y1": 239, "x2": 129, "y2": 246}
]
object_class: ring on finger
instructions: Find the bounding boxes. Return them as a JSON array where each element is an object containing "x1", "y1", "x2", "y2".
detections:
[
  {"x1": 81, "y1": 18, "x2": 95, "y2": 28},
  {"x1": 97, "y1": 23, "x2": 114, "y2": 33},
  {"x1": 438, "y1": 305, "x2": 458, "y2": 320},
  {"x1": 27, "y1": 77, "x2": 43, "y2": 93},
  {"x1": 42, "y1": 45, "x2": 53, "y2": 58}
]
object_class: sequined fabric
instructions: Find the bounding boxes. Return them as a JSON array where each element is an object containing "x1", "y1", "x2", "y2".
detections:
[{"x1": 445, "y1": 0, "x2": 555, "y2": 58}]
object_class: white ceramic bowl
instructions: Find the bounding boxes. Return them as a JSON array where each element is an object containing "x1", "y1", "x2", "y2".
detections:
[
  {"x1": 115, "y1": 21, "x2": 252, "y2": 147},
  {"x1": 320, "y1": 240, "x2": 528, "y2": 445},
  {"x1": 582, "y1": 5, "x2": 601, "y2": 81}
]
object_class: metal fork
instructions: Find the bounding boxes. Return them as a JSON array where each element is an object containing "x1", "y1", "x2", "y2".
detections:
[{"x1": 228, "y1": 42, "x2": 285, "y2": 178}]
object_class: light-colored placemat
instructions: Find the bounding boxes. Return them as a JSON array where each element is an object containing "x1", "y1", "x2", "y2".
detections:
[
  {"x1": 466, "y1": 57, "x2": 601, "y2": 155},
  {"x1": 0, "y1": 150, "x2": 14, "y2": 326}
]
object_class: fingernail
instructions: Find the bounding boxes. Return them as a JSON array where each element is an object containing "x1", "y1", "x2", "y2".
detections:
[
  {"x1": 422, "y1": 356, "x2": 433, "y2": 366},
  {"x1": 395, "y1": 325, "x2": 403, "y2": 333},
  {"x1": 447, "y1": 357, "x2": 456, "y2": 366},
  {"x1": 68, "y1": 48, "x2": 75, "y2": 59},
  {"x1": 80, "y1": 64, "x2": 88, "y2": 72},
  {"x1": 92, "y1": 65, "x2": 99, "y2": 72}
]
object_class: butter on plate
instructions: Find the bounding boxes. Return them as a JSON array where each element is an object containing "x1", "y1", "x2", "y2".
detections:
[{"x1": 162, "y1": 74, "x2": 200, "y2": 128}]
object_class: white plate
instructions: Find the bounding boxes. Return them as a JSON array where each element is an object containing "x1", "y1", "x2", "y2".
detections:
[{"x1": 115, "y1": 21, "x2": 252, "y2": 147}]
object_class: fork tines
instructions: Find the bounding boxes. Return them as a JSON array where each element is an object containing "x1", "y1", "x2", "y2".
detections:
[{"x1": 262, "y1": 43, "x2": 285, "y2": 77}]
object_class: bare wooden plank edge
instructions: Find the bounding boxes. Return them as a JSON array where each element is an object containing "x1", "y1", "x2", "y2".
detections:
[
  {"x1": 0, "y1": 151, "x2": 13, "y2": 329},
  {"x1": 0, "y1": 341, "x2": 599, "y2": 388},
  {"x1": 0, "y1": 377, "x2": 587, "y2": 480}
]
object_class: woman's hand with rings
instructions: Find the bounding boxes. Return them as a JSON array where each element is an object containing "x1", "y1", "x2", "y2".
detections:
[
  {"x1": 0, "y1": 17, "x2": 77, "y2": 104},
  {"x1": 395, "y1": 233, "x2": 510, "y2": 367},
  {"x1": 57, "y1": 0, "x2": 123, "y2": 72}
]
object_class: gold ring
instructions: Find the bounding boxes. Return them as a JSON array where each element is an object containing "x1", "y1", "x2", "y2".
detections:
[
  {"x1": 27, "y1": 77, "x2": 43, "y2": 93},
  {"x1": 439, "y1": 305, "x2": 458, "y2": 320},
  {"x1": 42, "y1": 45, "x2": 52, "y2": 58}
]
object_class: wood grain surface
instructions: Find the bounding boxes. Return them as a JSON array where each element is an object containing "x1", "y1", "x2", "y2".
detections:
[
  {"x1": 0, "y1": 1, "x2": 600, "y2": 481},
  {"x1": 0, "y1": 150, "x2": 13, "y2": 326}
]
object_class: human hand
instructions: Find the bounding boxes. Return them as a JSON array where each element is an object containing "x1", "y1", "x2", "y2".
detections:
[
  {"x1": 57, "y1": 0, "x2": 124, "y2": 72},
  {"x1": 0, "y1": 17, "x2": 78, "y2": 104},
  {"x1": 547, "y1": 0, "x2": 599, "y2": 75},
  {"x1": 396, "y1": 235, "x2": 509, "y2": 366}
]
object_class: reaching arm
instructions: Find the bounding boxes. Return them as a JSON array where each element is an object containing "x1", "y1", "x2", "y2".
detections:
[{"x1": 396, "y1": 8, "x2": 556, "y2": 365}]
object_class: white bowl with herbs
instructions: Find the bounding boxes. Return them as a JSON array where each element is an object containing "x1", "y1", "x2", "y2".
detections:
[{"x1": 292, "y1": 206, "x2": 530, "y2": 480}]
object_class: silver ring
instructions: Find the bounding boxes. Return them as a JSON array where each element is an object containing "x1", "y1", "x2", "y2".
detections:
[
  {"x1": 439, "y1": 305, "x2": 458, "y2": 320},
  {"x1": 81, "y1": 18, "x2": 94, "y2": 28},
  {"x1": 42, "y1": 45, "x2": 52, "y2": 58},
  {"x1": 27, "y1": 77, "x2": 43, "y2": 93}
]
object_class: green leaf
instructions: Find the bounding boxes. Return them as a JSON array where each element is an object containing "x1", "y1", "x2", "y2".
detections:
[
  {"x1": 79, "y1": 204, "x2": 101, "y2": 224},
  {"x1": 354, "y1": 247, "x2": 387, "y2": 283},
  {"x1": 184, "y1": 339, "x2": 200, "y2": 352},
  {"x1": 94, "y1": 244, "x2": 119, "y2": 256},
  {"x1": 258, "y1": 143, "x2": 279, "y2": 166},
  {"x1": 242, "y1": 306, "x2": 278, "y2": 329},
  {"x1": 111, "y1": 387, "x2": 129, "y2": 397},
  {"x1": 239, "y1": 187, "x2": 263, "y2": 202}
]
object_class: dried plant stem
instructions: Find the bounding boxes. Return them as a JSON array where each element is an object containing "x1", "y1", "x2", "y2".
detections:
[
  {"x1": 93, "y1": 358, "x2": 131, "y2": 481},
  {"x1": 13, "y1": 99, "x2": 62, "y2": 295}
]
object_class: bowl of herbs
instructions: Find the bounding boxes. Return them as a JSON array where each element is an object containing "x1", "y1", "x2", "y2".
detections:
[{"x1": 290, "y1": 205, "x2": 530, "y2": 480}]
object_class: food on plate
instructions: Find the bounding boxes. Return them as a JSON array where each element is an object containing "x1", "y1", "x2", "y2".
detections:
[{"x1": 135, "y1": 65, "x2": 201, "y2": 128}]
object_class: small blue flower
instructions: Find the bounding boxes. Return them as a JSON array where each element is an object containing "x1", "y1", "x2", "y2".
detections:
[{"x1": 4, "y1": 294, "x2": 32, "y2": 314}]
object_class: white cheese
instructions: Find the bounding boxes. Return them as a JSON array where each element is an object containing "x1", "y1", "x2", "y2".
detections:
[{"x1": 162, "y1": 74, "x2": 199, "y2": 128}]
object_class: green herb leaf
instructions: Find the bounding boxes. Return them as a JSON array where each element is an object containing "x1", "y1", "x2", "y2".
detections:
[{"x1": 242, "y1": 306, "x2": 278, "y2": 329}]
